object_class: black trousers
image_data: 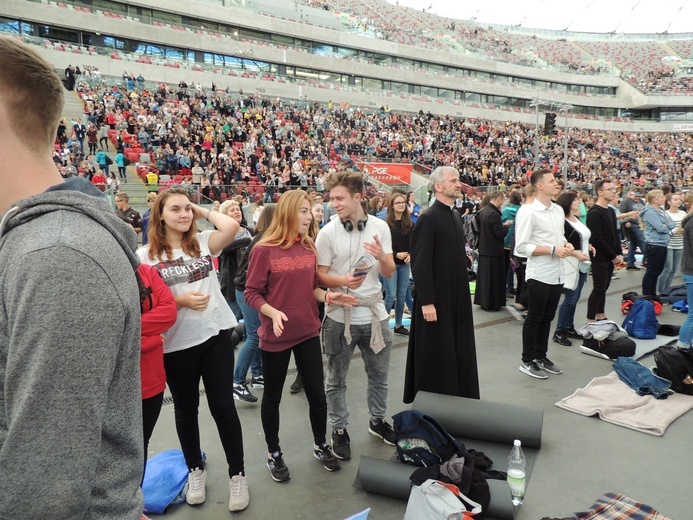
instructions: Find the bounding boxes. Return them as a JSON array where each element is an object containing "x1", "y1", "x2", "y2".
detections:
[
  {"x1": 515, "y1": 259, "x2": 528, "y2": 308},
  {"x1": 522, "y1": 279, "x2": 563, "y2": 363},
  {"x1": 164, "y1": 330, "x2": 244, "y2": 477},
  {"x1": 642, "y1": 244, "x2": 668, "y2": 296},
  {"x1": 141, "y1": 391, "x2": 164, "y2": 485},
  {"x1": 587, "y1": 261, "x2": 614, "y2": 320},
  {"x1": 260, "y1": 336, "x2": 327, "y2": 454}
]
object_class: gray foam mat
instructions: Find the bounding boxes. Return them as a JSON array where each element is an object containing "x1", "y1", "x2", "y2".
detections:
[{"x1": 356, "y1": 392, "x2": 544, "y2": 520}]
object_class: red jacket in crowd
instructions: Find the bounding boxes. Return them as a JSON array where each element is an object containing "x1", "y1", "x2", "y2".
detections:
[{"x1": 137, "y1": 264, "x2": 177, "y2": 399}]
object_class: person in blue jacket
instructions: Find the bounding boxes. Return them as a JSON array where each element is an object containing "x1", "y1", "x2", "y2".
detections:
[{"x1": 640, "y1": 189, "x2": 678, "y2": 296}]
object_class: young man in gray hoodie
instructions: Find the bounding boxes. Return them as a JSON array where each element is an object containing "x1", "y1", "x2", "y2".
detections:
[{"x1": 0, "y1": 37, "x2": 144, "y2": 518}]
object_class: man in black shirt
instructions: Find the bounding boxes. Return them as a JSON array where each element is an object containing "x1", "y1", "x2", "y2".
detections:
[
  {"x1": 114, "y1": 192, "x2": 142, "y2": 235},
  {"x1": 586, "y1": 179, "x2": 623, "y2": 322}
]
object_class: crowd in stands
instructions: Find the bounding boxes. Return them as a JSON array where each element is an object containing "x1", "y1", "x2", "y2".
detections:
[
  {"x1": 20, "y1": 0, "x2": 693, "y2": 96},
  {"x1": 298, "y1": 0, "x2": 690, "y2": 92},
  {"x1": 55, "y1": 78, "x2": 693, "y2": 207}
]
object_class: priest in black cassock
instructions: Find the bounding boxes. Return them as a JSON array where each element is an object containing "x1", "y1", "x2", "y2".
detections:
[
  {"x1": 473, "y1": 190, "x2": 509, "y2": 311},
  {"x1": 403, "y1": 166, "x2": 480, "y2": 404}
]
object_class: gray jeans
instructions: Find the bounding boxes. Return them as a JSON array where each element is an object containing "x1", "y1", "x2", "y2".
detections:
[{"x1": 322, "y1": 317, "x2": 392, "y2": 430}]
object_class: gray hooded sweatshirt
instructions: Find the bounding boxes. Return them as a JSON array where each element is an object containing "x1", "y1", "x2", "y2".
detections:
[{"x1": 0, "y1": 178, "x2": 143, "y2": 518}]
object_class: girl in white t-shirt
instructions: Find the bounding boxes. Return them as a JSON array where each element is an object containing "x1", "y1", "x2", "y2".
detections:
[
  {"x1": 658, "y1": 192, "x2": 686, "y2": 295},
  {"x1": 137, "y1": 188, "x2": 249, "y2": 512}
]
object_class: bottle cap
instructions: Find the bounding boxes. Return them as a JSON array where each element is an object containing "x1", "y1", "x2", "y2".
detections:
[{"x1": 514, "y1": 439, "x2": 521, "y2": 447}]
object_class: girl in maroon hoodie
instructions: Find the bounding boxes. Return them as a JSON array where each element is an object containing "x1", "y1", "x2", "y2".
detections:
[
  {"x1": 136, "y1": 263, "x2": 177, "y2": 484},
  {"x1": 244, "y1": 190, "x2": 356, "y2": 483}
]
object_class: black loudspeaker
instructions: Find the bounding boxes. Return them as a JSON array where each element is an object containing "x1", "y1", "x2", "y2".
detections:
[
  {"x1": 544, "y1": 112, "x2": 557, "y2": 135},
  {"x1": 342, "y1": 217, "x2": 368, "y2": 232}
]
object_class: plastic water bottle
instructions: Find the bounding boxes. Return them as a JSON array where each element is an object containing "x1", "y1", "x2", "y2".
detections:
[{"x1": 507, "y1": 439, "x2": 526, "y2": 506}]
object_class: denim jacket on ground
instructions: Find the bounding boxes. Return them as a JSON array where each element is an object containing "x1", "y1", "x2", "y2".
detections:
[{"x1": 613, "y1": 356, "x2": 673, "y2": 399}]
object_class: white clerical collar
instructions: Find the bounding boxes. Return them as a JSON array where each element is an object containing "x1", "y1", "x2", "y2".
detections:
[{"x1": 434, "y1": 198, "x2": 454, "y2": 210}]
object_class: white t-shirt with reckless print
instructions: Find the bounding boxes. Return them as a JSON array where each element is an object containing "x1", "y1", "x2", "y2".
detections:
[{"x1": 137, "y1": 230, "x2": 237, "y2": 353}]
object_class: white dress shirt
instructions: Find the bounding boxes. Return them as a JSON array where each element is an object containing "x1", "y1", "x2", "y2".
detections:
[{"x1": 514, "y1": 198, "x2": 566, "y2": 285}]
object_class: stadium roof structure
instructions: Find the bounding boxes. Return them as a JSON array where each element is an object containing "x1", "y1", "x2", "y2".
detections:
[{"x1": 393, "y1": 0, "x2": 693, "y2": 36}]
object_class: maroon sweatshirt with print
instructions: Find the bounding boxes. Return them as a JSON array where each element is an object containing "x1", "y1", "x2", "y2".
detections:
[{"x1": 244, "y1": 241, "x2": 321, "y2": 352}]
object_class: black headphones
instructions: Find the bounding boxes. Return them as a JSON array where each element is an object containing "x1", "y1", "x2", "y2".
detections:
[{"x1": 341, "y1": 216, "x2": 368, "y2": 232}]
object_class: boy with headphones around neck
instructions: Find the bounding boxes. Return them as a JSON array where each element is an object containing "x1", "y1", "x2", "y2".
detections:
[{"x1": 315, "y1": 172, "x2": 396, "y2": 461}]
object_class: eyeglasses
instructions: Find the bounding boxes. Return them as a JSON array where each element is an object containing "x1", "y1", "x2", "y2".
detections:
[{"x1": 393, "y1": 201, "x2": 406, "y2": 205}]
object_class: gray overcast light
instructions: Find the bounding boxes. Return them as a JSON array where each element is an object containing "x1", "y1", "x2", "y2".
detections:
[{"x1": 389, "y1": 0, "x2": 693, "y2": 35}]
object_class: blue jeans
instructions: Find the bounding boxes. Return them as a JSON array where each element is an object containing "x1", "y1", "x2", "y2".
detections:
[
  {"x1": 556, "y1": 271, "x2": 588, "y2": 331},
  {"x1": 657, "y1": 248, "x2": 683, "y2": 295},
  {"x1": 233, "y1": 289, "x2": 262, "y2": 384},
  {"x1": 625, "y1": 225, "x2": 647, "y2": 267},
  {"x1": 678, "y1": 274, "x2": 693, "y2": 348},
  {"x1": 226, "y1": 296, "x2": 243, "y2": 321},
  {"x1": 322, "y1": 317, "x2": 392, "y2": 429},
  {"x1": 384, "y1": 264, "x2": 410, "y2": 326}
]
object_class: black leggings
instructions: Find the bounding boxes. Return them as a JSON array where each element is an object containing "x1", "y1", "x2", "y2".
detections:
[
  {"x1": 99, "y1": 136, "x2": 109, "y2": 149},
  {"x1": 164, "y1": 330, "x2": 244, "y2": 477},
  {"x1": 261, "y1": 336, "x2": 327, "y2": 453},
  {"x1": 88, "y1": 142, "x2": 97, "y2": 155},
  {"x1": 141, "y1": 391, "x2": 164, "y2": 485}
]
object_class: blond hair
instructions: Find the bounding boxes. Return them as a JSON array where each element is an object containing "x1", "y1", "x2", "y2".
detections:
[{"x1": 258, "y1": 190, "x2": 314, "y2": 250}]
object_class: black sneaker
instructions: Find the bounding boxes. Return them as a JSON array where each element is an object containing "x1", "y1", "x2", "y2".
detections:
[
  {"x1": 626, "y1": 265, "x2": 642, "y2": 270},
  {"x1": 313, "y1": 443, "x2": 341, "y2": 472},
  {"x1": 565, "y1": 327, "x2": 582, "y2": 339},
  {"x1": 393, "y1": 325, "x2": 409, "y2": 336},
  {"x1": 290, "y1": 373, "x2": 303, "y2": 394},
  {"x1": 552, "y1": 331, "x2": 572, "y2": 347},
  {"x1": 368, "y1": 419, "x2": 396, "y2": 446},
  {"x1": 250, "y1": 375, "x2": 264, "y2": 388},
  {"x1": 331, "y1": 428, "x2": 351, "y2": 460},
  {"x1": 536, "y1": 357, "x2": 563, "y2": 375},
  {"x1": 233, "y1": 382, "x2": 258, "y2": 403},
  {"x1": 267, "y1": 451, "x2": 290, "y2": 482}
]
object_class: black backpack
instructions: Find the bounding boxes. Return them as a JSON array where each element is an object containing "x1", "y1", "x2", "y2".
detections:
[
  {"x1": 583, "y1": 336, "x2": 636, "y2": 360},
  {"x1": 392, "y1": 410, "x2": 465, "y2": 467},
  {"x1": 464, "y1": 213, "x2": 480, "y2": 250},
  {"x1": 654, "y1": 346, "x2": 693, "y2": 396}
]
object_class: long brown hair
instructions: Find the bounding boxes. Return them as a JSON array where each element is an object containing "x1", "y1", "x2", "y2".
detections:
[
  {"x1": 146, "y1": 187, "x2": 202, "y2": 261},
  {"x1": 385, "y1": 191, "x2": 413, "y2": 234},
  {"x1": 253, "y1": 204, "x2": 276, "y2": 235},
  {"x1": 258, "y1": 190, "x2": 314, "y2": 250}
]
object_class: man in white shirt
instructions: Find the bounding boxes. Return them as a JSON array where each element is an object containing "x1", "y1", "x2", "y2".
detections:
[
  {"x1": 316, "y1": 172, "x2": 396, "y2": 461},
  {"x1": 514, "y1": 168, "x2": 573, "y2": 379}
]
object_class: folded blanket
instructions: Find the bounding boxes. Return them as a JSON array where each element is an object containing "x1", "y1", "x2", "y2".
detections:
[
  {"x1": 573, "y1": 492, "x2": 672, "y2": 520},
  {"x1": 555, "y1": 371, "x2": 693, "y2": 436}
]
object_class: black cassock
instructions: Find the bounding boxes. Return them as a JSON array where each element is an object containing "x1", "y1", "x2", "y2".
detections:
[
  {"x1": 473, "y1": 203, "x2": 508, "y2": 311},
  {"x1": 404, "y1": 199, "x2": 480, "y2": 404}
]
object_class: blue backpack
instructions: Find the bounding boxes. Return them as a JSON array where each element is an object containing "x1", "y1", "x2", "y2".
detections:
[
  {"x1": 622, "y1": 299, "x2": 658, "y2": 339},
  {"x1": 392, "y1": 410, "x2": 465, "y2": 467}
]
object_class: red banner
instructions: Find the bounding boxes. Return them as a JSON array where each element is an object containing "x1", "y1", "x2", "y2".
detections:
[{"x1": 357, "y1": 162, "x2": 412, "y2": 185}]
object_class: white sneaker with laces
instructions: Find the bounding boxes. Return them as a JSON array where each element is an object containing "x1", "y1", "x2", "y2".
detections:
[
  {"x1": 229, "y1": 474, "x2": 250, "y2": 511},
  {"x1": 186, "y1": 468, "x2": 207, "y2": 505}
]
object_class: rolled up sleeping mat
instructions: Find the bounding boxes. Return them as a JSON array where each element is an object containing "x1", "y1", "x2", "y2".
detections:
[
  {"x1": 356, "y1": 456, "x2": 412, "y2": 501},
  {"x1": 357, "y1": 456, "x2": 514, "y2": 520},
  {"x1": 412, "y1": 391, "x2": 543, "y2": 449}
]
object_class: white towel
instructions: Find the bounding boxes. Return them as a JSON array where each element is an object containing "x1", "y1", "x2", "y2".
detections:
[{"x1": 555, "y1": 371, "x2": 693, "y2": 436}]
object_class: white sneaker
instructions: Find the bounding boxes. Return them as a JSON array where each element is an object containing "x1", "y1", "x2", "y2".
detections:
[
  {"x1": 229, "y1": 474, "x2": 250, "y2": 511},
  {"x1": 186, "y1": 468, "x2": 207, "y2": 505}
]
